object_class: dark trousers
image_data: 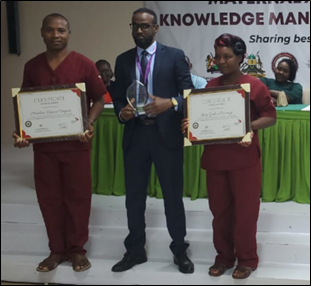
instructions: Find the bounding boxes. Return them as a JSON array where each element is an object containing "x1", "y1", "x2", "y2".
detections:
[
  {"x1": 206, "y1": 161, "x2": 261, "y2": 269},
  {"x1": 34, "y1": 150, "x2": 92, "y2": 256},
  {"x1": 123, "y1": 123, "x2": 189, "y2": 256}
]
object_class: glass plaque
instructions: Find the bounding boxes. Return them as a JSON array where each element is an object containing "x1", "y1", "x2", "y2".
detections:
[{"x1": 126, "y1": 80, "x2": 148, "y2": 116}]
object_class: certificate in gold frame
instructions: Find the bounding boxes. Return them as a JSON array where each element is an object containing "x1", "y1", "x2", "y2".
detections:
[
  {"x1": 12, "y1": 83, "x2": 88, "y2": 143},
  {"x1": 184, "y1": 84, "x2": 251, "y2": 146}
]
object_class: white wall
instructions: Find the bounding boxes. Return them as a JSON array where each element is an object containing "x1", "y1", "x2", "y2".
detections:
[{"x1": 1, "y1": 1, "x2": 144, "y2": 142}]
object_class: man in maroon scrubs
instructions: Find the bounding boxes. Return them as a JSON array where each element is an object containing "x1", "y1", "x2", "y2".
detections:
[{"x1": 13, "y1": 13, "x2": 106, "y2": 272}]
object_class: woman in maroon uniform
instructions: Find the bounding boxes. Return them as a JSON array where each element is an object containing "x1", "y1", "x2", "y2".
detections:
[{"x1": 183, "y1": 34, "x2": 276, "y2": 279}]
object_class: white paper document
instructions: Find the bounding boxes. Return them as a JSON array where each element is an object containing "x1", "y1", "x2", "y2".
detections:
[{"x1": 301, "y1": 105, "x2": 310, "y2": 111}]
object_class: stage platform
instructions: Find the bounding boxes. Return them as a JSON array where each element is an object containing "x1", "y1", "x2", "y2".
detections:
[{"x1": 1, "y1": 142, "x2": 310, "y2": 285}]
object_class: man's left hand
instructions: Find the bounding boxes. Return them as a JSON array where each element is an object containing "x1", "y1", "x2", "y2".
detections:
[
  {"x1": 143, "y1": 95, "x2": 172, "y2": 117},
  {"x1": 79, "y1": 124, "x2": 94, "y2": 143}
]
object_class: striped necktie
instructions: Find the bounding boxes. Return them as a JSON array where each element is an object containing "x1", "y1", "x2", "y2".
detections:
[{"x1": 140, "y1": 50, "x2": 149, "y2": 87}]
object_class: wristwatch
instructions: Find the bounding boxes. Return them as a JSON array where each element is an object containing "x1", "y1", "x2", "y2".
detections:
[{"x1": 171, "y1": 97, "x2": 178, "y2": 109}]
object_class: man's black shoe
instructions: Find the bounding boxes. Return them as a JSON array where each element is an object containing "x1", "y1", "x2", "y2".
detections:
[
  {"x1": 174, "y1": 253, "x2": 194, "y2": 274},
  {"x1": 111, "y1": 252, "x2": 147, "y2": 272}
]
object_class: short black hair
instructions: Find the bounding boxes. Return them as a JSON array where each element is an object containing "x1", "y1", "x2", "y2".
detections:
[
  {"x1": 95, "y1": 59, "x2": 111, "y2": 67},
  {"x1": 214, "y1": 33, "x2": 247, "y2": 65},
  {"x1": 95, "y1": 59, "x2": 113, "y2": 78},
  {"x1": 42, "y1": 13, "x2": 70, "y2": 30},
  {"x1": 133, "y1": 8, "x2": 158, "y2": 24},
  {"x1": 278, "y1": 59, "x2": 298, "y2": 82}
]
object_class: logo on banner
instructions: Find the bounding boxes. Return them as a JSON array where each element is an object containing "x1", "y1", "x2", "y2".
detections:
[
  {"x1": 205, "y1": 53, "x2": 220, "y2": 74},
  {"x1": 205, "y1": 52, "x2": 266, "y2": 78},
  {"x1": 271, "y1": 52, "x2": 299, "y2": 72},
  {"x1": 240, "y1": 52, "x2": 266, "y2": 78}
]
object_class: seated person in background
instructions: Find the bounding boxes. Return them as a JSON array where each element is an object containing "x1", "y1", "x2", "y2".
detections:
[
  {"x1": 185, "y1": 56, "x2": 207, "y2": 88},
  {"x1": 96, "y1": 59, "x2": 115, "y2": 103},
  {"x1": 260, "y1": 59, "x2": 302, "y2": 104}
]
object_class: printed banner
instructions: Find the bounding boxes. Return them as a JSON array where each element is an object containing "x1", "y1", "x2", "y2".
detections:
[{"x1": 145, "y1": 1, "x2": 310, "y2": 88}]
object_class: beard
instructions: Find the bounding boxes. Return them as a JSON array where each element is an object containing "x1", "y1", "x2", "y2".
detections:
[{"x1": 133, "y1": 34, "x2": 154, "y2": 49}]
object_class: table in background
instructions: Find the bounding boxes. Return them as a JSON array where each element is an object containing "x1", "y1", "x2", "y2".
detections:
[{"x1": 91, "y1": 105, "x2": 310, "y2": 203}]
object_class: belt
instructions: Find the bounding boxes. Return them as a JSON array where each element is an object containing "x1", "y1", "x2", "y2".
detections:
[{"x1": 136, "y1": 117, "x2": 157, "y2": 125}]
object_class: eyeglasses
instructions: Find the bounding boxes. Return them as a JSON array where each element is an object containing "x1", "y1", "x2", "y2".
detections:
[{"x1": 129, "y1": 23, "x2": 153, "y2": 31}]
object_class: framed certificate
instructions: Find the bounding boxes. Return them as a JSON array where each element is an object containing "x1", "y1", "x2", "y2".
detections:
[
  {"x1": 184, "y1": 84, "x2": 251, "y2": 146},
  {"x1": 12, "y1": 83, "x2": 88, "y2": 143}
]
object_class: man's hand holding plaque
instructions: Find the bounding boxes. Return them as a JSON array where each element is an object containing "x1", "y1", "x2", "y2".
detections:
[
  {"x1": 120, "y1": 98, "x2": 136, "y2": 122},
  {"x1": 143, "y1": 94, "x2": 173, "y2": 117}
]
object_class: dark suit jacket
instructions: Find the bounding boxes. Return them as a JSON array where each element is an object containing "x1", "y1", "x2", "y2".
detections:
[{"x1": 113, "y1": 42, "x2": 194, "y2": 150}]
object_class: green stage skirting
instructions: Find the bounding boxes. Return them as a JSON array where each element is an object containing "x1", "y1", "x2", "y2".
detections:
[{"x1": 91, "y1": 105, "x2": 310, "y2": 204}]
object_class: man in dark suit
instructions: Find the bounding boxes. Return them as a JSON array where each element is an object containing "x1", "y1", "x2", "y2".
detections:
[{"x1": 111, "y1": 8, "x2": 194, "y2": 274}]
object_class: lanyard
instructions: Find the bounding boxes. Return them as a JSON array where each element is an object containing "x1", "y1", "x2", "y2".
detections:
[{"x1": 136, "y1": 47, "x2": 156, "y2": 84}]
